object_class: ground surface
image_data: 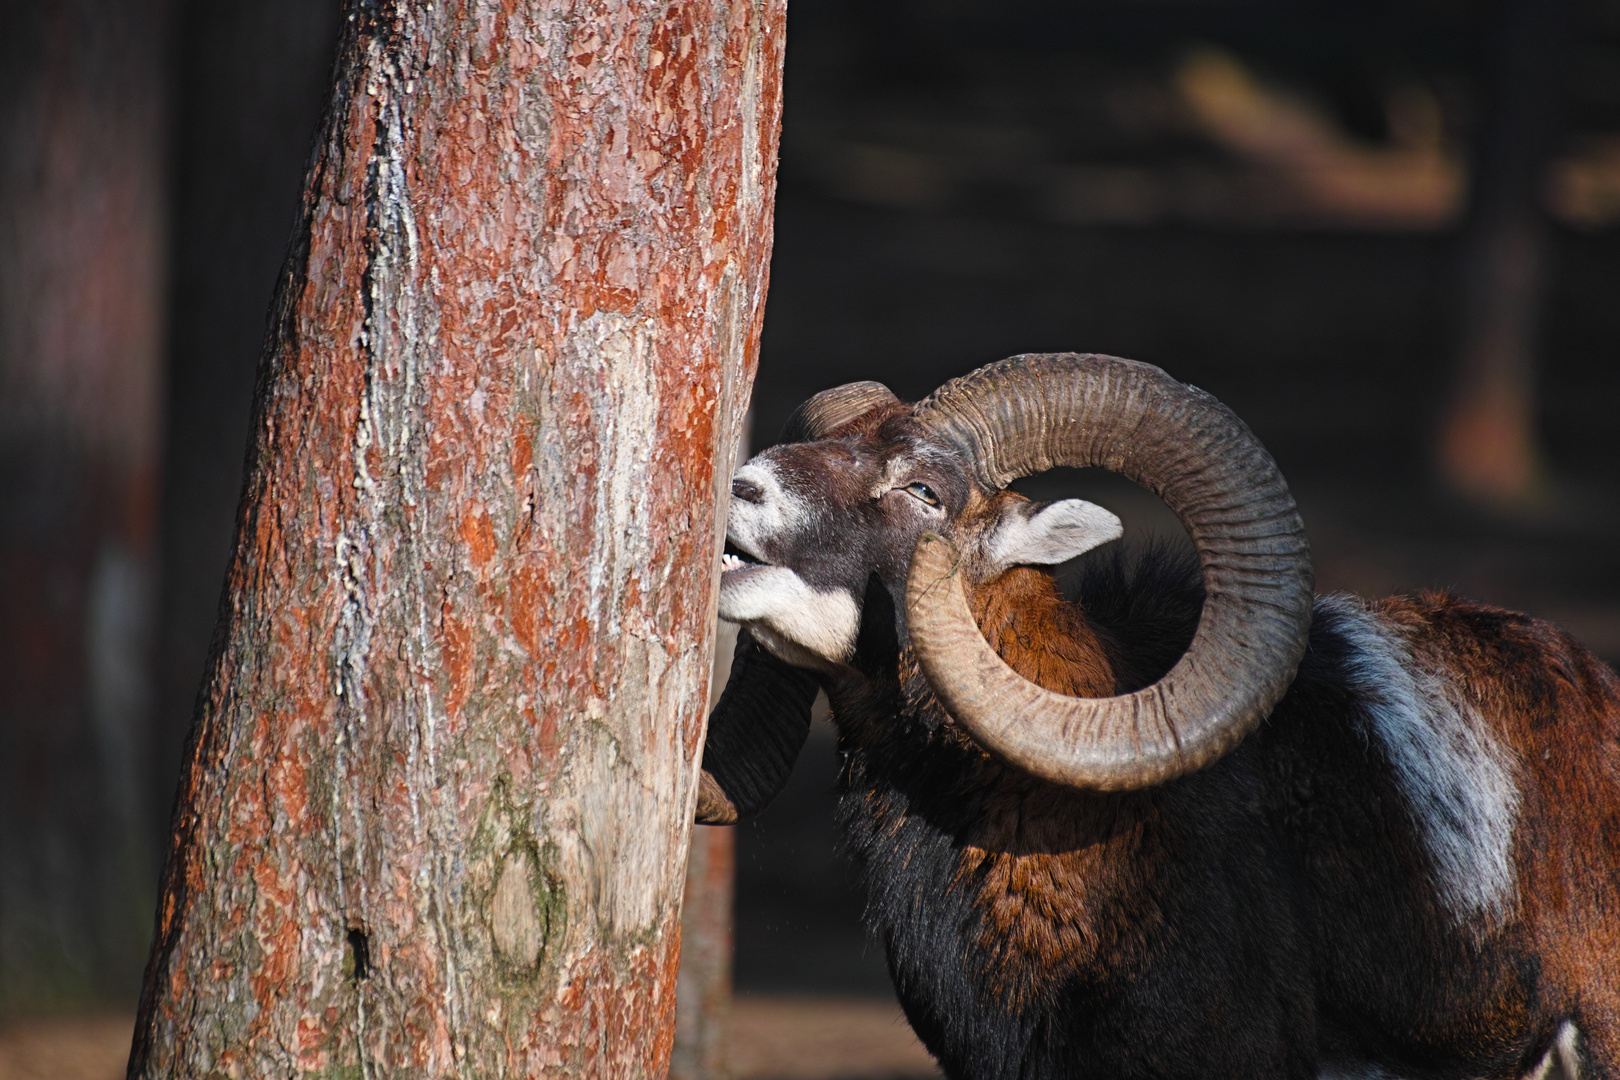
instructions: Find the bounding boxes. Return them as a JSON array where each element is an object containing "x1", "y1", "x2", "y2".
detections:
[
  {"x1": 0, "y1": 1000, "x2": 941, "y2": 1080},
  {"x1": 0, "y1": 1015, "x2": 133, "y2": 1080},
  {"x1": 729, "y1": 997, "x2": 941, "y2": 1080}
]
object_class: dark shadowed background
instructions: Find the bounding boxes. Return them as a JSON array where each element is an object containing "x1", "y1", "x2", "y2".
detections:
[
  {"x1": 738, "y1": 0, "x2": 1620, "y2": 1014},
  {"x1": 2, "y1": 0, "x2": 1618, "y2": 1076}
]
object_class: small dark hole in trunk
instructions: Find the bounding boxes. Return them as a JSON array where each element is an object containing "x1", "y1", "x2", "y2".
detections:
[{"x1": 347, "y1": 927, "x2": 371, "y2": 982}]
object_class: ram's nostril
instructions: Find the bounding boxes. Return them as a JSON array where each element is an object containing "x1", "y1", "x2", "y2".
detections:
[{"x1": 731, "y1": 478, "x2": 765, "y2": 503}]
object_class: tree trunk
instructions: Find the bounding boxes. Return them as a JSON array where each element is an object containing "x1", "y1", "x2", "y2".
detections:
[
  {"x1": 670, "y1": 815, "x2": 735, "y2": 1080},
  {"x1": 1436, "y1": 0, "x2": 1569, "y2": 510},
  {"x1": 0, "y1": 0, "x2": 171, "y2": 1013},
  {"x1": 129, "y1": 0, "x2": 785, "y2": 1075}
]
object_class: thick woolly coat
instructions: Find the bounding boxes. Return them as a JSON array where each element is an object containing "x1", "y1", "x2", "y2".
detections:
[{"x1": 701, "y1": 549, "x2": 1620, "y2": 1079}]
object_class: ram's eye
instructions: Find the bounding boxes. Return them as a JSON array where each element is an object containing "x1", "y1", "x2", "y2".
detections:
[{"x1": 904, "y1": 482, "x2": 940, "y2": 507}]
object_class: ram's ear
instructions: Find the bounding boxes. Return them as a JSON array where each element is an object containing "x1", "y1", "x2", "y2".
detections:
[
  {"x1": 984, "y1": 498, "x2": 1122, "y2": 576},
  {"x1": 695, "y1": 627, "x2": 820, "y2": 824}
]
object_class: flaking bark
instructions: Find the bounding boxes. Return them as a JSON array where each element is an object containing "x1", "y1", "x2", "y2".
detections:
[{"x1": 130, "y1": 0, "x2": 785, "y2": 1075}]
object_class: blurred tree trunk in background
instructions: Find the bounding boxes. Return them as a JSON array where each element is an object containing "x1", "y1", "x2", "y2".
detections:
[
  {"x1": 0, "y1": 0, "x2": 171, "y2": 1013},
  {"x1": 1436, "y1": 0, "x2": 1569, "y2": 510},
  {"x1": 155, "y1": 0, "x2": 341, "y2": 857},
  {"x1": 671, "y1": 810, "x2": 736, "y2": 1080},
  {"x1": 129, "y1": 0, "x2": 784, "y2": 1075}
]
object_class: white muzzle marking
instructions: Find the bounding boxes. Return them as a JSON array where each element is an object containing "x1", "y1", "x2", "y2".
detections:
[
  {"x1": 718, "y1": 565, "x2": 860, "y2": 663},
  {"x1": 720, "y1": 458, "x2": 859, "y2": 663}
]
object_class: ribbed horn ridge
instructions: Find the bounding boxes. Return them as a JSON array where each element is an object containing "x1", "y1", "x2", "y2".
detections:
[
  {"x1": 907, "y1": 353, "x2": 1313, "y2": 791},
  {"x1": 779, "y1": 381, "x2": 899, "y2": 443}
]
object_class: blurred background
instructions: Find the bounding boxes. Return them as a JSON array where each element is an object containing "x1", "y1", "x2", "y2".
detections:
[{"x1": 2, "y1": 0, "x2": 1618, "y2": 1077}]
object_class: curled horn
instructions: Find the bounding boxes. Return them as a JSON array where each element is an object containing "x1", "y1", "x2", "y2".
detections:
[
  {"x1": 779, "y1": 381, "x2": 899, "y2": 443},
  {"x1": 907, "y1": 353, "x2": 1313, "y2": 791}
]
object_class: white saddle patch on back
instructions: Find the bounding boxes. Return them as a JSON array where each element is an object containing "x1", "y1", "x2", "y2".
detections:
[{"x1": 1316, "y1": 595, "x2": 1522, "y2": 927}]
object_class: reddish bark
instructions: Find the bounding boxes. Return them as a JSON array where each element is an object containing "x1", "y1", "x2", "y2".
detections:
[
  {"x1": 670, "y1": 823, "x2": 735, "y2": 1080},
  {"x1": 129, "y1": 0, "x2": 785, "y2": 1075}
]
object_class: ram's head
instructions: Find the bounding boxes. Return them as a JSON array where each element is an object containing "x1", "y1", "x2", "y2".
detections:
[{"x1": 697, "y1": 353, "x2": 1313, "y2": 821}]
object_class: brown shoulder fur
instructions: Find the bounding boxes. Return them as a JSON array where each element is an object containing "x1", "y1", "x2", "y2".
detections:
[
  {"x1": 957, "y1": 566, "x2": 1163, "y2": 1003},
  {"x1": 969, "y1": 565, "x2": 1115, "y2": 698}
]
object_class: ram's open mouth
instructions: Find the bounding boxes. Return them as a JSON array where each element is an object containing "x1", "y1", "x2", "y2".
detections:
[{"x1": 721, "y1": 540, "x2": 769, "y2": 573}]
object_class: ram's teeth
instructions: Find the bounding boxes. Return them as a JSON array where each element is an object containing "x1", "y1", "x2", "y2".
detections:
[{"x1": 721, "y1": 553, "x2": 744, "y2": 572}]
